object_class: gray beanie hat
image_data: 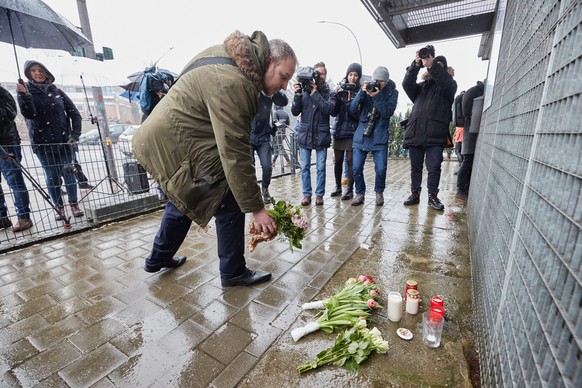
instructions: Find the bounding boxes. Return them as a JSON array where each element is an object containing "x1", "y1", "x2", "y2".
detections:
[{"x1": 372, "y1": 66, "x2": 390, "y2": 82}]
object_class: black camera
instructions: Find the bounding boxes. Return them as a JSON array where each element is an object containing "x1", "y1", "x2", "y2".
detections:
[
  {"x1": 296, "y1": 66, "x2": 321, "y2": 93},
  {"x1": 363, "y1": 108, "x2": 378, "y2": 137},
  {"x1": 63, "y1": 164, "x2": 77, "y2": 174},
  {"x1": 366, "y1": 80, "x2": 381, "y2": 92},
  {"x1": 337, "y1": 79, "x2": 358, "y2": 98},
  {"x1": 418, "y1": 45, "x2": 435, "y2": 59}
]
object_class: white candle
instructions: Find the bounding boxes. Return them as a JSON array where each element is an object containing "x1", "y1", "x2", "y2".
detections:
[
  {"x1": 387, "y1": 291, "x2": 403, "y2": 322},
  {"x1": 406, "y1": 289, "x2": 419, "y2": 314}
]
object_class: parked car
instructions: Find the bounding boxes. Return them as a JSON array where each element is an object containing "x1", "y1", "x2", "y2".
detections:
[
  {"x1": 118, "y1": 125, "x2": 141, "y2": 143},
  {"x1": 78, "y1": 124, "x2": 132, "y2": 145}
]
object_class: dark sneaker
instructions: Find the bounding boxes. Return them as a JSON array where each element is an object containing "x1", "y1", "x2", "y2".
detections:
[
  {"x1": 351, "y1": 194, "x2": 365, "y2": 206},
  {"x1": 375, "y1": 192, "x2": 384, "y2": 206},
  {"x1": 78, "y1": 182, "x2": 93, "y2": 189},
  {"x1": 145, "y1": 256, "x2": 187, "y2": 273},
  {"x1": 0, "y1": 217, "x2": 12, "y2": 229},
  {"x1": 428, "y1": 193, "x2": 445, "y2": 210},
  {"x1": 403, "y1": 191, "x2": 420, "y2": 206},
  {"x1": 221, "y1": 268, "x2": 272, "y2": 287},
  {"x1": 341, "y1": 188, "x2": 354, "y2": 200},
  {"x1": 12, "y1": 218, "x2": 33, "y2": 232}
]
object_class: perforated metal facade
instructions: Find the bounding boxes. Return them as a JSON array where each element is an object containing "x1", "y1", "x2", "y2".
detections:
[{"x1": 469, "y1": 0, "x2": 582, "y2": 386}]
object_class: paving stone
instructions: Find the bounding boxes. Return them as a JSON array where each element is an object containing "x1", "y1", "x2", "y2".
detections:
[
  {"x1": 210, "y1": 351, "x2": 258, "y2": 388},
  {"x1": 59, "y1": 343, "x2": 126, "y2": 388},
  {"x1": 12, "y1": 341, "x2": 80, "y2": 385},
  {"x1": 67, "y1": 318, "x2": 126, "y2": 353}
]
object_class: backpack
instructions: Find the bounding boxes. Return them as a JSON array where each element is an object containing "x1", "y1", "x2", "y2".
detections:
[{"x1": 452, "y1": 91, "x2": 465, "y2": 127}]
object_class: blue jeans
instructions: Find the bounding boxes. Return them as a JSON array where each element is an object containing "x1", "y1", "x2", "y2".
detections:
[
  {"x1": 0, "y1": 146, "x2": 31, "y2": 219},
  {"x1": 353, "y1": 147, "x2": 388, "y2": 195},
  {"x1": 250, "y1": 142, "x2": 272, "y2": 188},
  {"x1": 147, "y1": 191, "x2": 246, "y2": 278},
  {"x1": 408, "y1": 145, "x2": 444, "y2": 194},
  {"x1": 300, "y1": 148, "x2": 327, "y2": 197},
  {"x1": 35, "y1": 146, "x2": 78, "y2": 205}
]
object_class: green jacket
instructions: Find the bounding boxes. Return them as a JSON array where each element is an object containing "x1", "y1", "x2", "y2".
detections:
[{"x1": 133, "y1": 31, "x2": 268, "y2": 226}]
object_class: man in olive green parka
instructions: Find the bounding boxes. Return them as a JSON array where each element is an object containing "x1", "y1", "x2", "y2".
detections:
[{"x1": 133, "y1": 30, "x2": 296, "y2": 286}]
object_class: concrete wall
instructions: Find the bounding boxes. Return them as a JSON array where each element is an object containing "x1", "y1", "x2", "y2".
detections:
[{"x1": 469, "y1": 0, "x2": 581, "y2": 386}]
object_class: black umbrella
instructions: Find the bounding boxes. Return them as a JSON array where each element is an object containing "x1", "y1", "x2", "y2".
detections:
[{"x1": 0, "y1": 0, "x2": 92, "y2": 80}]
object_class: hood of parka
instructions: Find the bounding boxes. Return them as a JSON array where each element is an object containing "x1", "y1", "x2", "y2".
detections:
[{"x1": 224, "y1": 30, "x2": 268, "y2": 93}]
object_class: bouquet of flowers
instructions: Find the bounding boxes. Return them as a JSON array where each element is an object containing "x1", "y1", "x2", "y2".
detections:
[
  {"x1": 291, "y1": 275, "x2": 381, "y2": 341},
  {"x1": 297, "y1": 318, "x2": 389, "y2": 374},
  {"x1": 248, "y1": 198, "x2": 309, "y2": 252}
]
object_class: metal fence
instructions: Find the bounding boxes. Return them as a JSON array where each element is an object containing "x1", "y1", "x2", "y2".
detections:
[
  {"x1": 0, "y1": 128, "x2": 299, "y2": 253},
  {"x1": 469, "y1": 0, "x2": 581, "y2": 386}
]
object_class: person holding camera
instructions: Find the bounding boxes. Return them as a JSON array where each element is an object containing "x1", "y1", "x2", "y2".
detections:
[
  {"x1": 402, "y1": 46, "x2": 457, "y2": 210},
  {"x1": 133, "y1": 31, "x2": 297, "y2": 287},
  {"x1": 271, "y1": 104, "x2": 291, "y2": 167},
  {"x1": 16, "y1": 61, "x2": 84, "y2": 221},
  {"x1": 329, "y1": 63, "x2": 362, "y2": 201},
  {"x1": 349, "y1": 66, "x2": 398, "y2": 206},
  {"x1": 250, "y1": 91, "x2": 288, "y2": 203},
  {"x1": 291, "y1": 62, "x2": 337, "y2": 206},
  {"x1": 0, "y1": 84, "x2": 33, "y2": 232}
]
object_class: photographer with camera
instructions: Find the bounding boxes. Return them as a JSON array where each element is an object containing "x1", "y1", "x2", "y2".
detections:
[
  {"x1": 291, "y1": 62, "x2": 337, "y2": 206},
  {"x1": 16, "y1": 61, "x2": 84, "y2": 221},
  {"x1": 250, "y1": 91, "x2": 288, "y2": 203},
  {"x1": 329, "y1": 63, "x2": 362, "y2": 200},
  {"x1": 402, "y1": 45, "x2": 457, "y2": 210},
  {"x1": 348, "y1": 66, "x2": 398, "y2": 207}
]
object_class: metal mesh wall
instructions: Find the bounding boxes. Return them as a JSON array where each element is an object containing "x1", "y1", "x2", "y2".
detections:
[{"x1": 469, "y1": 0, "x2": 582, "y2": 386}]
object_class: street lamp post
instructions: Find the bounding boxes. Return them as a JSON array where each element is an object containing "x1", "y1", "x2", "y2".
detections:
[{"x1": 317, "y1": 20, "x2": 363, "y2": 67}]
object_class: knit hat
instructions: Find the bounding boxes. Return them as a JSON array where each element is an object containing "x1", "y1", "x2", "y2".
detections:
[
  {"x1": 24, "y1": 60, "x2": 55, "y2": 83},
  {"x1": 372, "y1": 66, "x2": 390, "y2": 82},
  {"x1": 434, "y1": 55, "x2": 448, "y2": 70},
  {"x1": 346, "y1": 63, "x2": 362, "y2": 79}
]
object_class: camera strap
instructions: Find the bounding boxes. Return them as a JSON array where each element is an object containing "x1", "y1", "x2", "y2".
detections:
[{"x1": 179, "y1": 57, "x2": 237, "y2": 78}]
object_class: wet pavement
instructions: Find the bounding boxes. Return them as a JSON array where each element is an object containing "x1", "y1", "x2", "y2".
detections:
[{"x1": 0, "y1": 157, "x2": 476, "y2": 387}]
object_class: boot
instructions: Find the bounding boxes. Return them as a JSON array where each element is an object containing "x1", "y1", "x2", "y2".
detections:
[
  {"x1": 12, "y1": 218, "x2": 33, "y2": 232},
  {"x1": 351, "y1": 194, "x2": 365, "y2": 206},
  {"x1": 330, "y1": 185, "x2": 342, "y2": 197},
  {"x1": 261, "y1": 187, "x2": 271, "y2": 204},
  {"x1": 341, "y1": 188, "x2": 354, "y2": 200},
  {"x1": 428, "y1": 193, "x2": 445, "y2": 210},
  {"x1": 315, "y1": 195, "x2": 324, "y2": 206},
  {"x1": 54, "y1": 206, "x2": 66, "y2": 221},
  {"x1": 70, "y1": 204, "x2": 84, "y2": 217},
  {"x1": 403, "y1": 191, "x2": 420, "y2": 206},
  {"x1": 301, "y1": 196, "x2": 311, "y2": 206},
  {"x1": 375, "y1": 192, "x2": 384, "y2": 206},
  {"x1": 0, "y1": 217, "x2": 12, "y2": 229}
]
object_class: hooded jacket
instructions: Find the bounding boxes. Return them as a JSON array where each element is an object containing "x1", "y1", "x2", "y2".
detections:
[
  {"x1": 17, "y1": 61, "x2": 81, "y2": 154},
  {"x1": 350, "y1": 79, "x2": 398, "y2": 151},
  {"x1": 250, "y1": 91, "x2": 288, "y2": 145},
  {"x1": 291, "y1": 80, "x2": 337, "y2": 150},
  {"x1": 132, "y1": 31, "x2": 269, "y2": 226},
  {"x1": 0, "y1": 85, "x2": 20, "y2": 146},
  {"x1": 402, "y1": 61, "x2": 457, "y2": 148}
]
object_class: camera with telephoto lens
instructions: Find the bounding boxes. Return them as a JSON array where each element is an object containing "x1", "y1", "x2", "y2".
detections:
[
  {"x1": 337, "y1": 79, "x2": 358, "y2": 97},
  {"x1": 418, "y1": 44, "x2": 435, "y2": 59},
  {"x1": 296, "y1": 66, "x2": 321, "y2": 93},
  {"x1": 365, "y1": 80, "x2": 381, "y2": 93},
  {"x1": 363, "y1": 109, "x2": 378, "y2": 137}
]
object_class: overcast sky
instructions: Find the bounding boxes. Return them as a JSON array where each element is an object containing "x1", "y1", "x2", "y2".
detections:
[{"x1": 0, "y1": 0, "x2": 490, "y2": 113}]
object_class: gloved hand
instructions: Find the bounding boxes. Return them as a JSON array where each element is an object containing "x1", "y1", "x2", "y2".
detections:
[{"x1": 67, "y1": 137, "x2": 78, "y2": 146}]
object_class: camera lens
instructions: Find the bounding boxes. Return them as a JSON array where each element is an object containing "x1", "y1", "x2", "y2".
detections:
[{"x1": 419, "y1": 47, "x2": 430, "y2": 59}]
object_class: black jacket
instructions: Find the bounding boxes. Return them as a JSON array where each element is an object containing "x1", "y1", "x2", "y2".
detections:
[
  {"x1": 402, "y1": 62, "x2": 457, "y2": 148},
  {"x1": 17, "y1": 82, "x2": 81, "y2": 154},
  {"x1": 0, "y1": 86, "x2": 20, "y2": 146},
  {"x1": 461, "y1": 81, "x2": 485, "y2": 154}
]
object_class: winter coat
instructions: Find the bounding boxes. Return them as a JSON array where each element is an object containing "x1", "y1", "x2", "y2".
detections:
[
  {"x1": 250, "y1": 91, "x2": 288, "y2": 145},
  {"x1": 17, "y1": 82, "x2": 81, "y2": 155},
  {"x1": 273, "y1": 106, "x2": 289, "y2": 126},
  {"x1": 0, "y1": 86, "x2": 20, "y2": 146},
  {"x1": 402, "y1": 61, "x2": 457, "y2": 148},
  {"x1": 461, "y1": 81, "x2": 485, "y2": 155},
  {"x1": 350, "y1": 80, "x2": 399, "y2": 151},
  {"x1": 132, "y1": 31, "x2": 269, "y2": 227},
  {"x1": 291, "y1": 83, "x2": 337, "y2": 150},
  {"x1": 332, "y1": 91, "x2": 359, "y2": 139}
]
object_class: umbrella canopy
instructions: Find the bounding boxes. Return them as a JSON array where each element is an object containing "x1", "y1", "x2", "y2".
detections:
[
  {"x1": 0, "y1": 0, "x2": 92, "y2": 79},
  {"x1": 120, "y1": 89, "x2": 140, "y2": 101},
  {"x1": 123, "y1": 68, "x2": 177, "y2": 92}
]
